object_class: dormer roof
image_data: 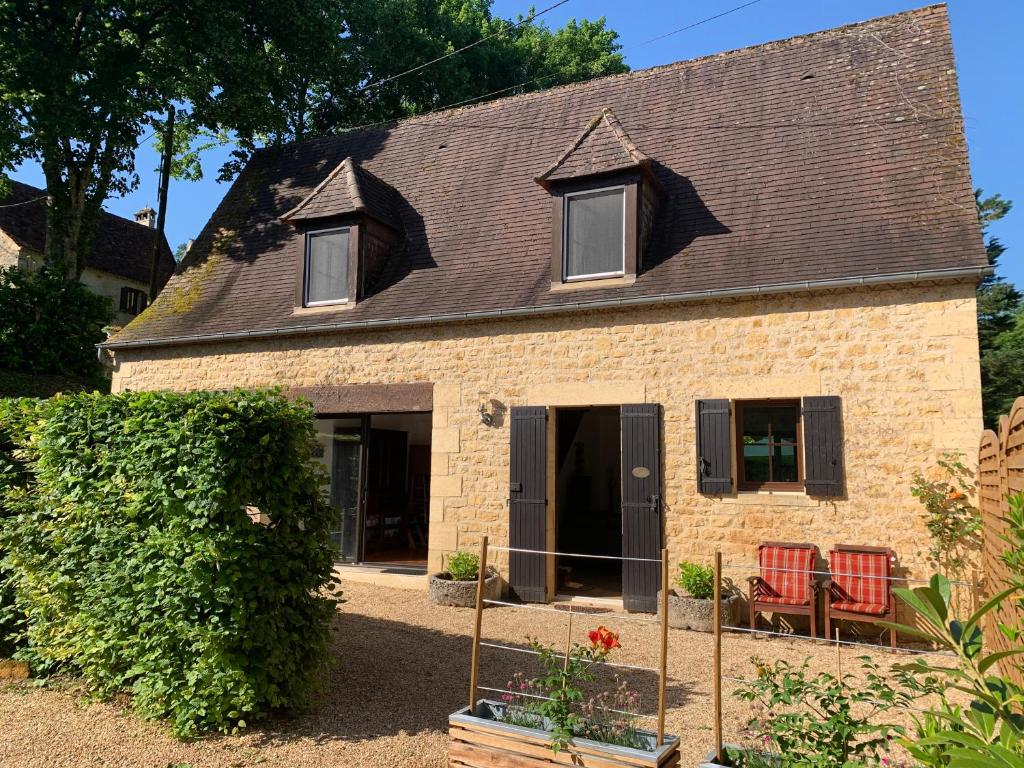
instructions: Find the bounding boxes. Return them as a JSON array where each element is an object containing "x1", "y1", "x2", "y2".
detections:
[
  {"x1": 536, "y1": 107, "x2": 651, "y2": 187},
  {"x1": 281, "y1": 157, "x2": 399, "y2": 230}
]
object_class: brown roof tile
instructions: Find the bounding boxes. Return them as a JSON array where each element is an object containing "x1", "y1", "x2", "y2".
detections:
[
  {"x1": 109, "y1": 4, "x2": 986, "y2": 348},
  {"x1": 0, "y1": 179, "x2": 175, "y2": 287}
]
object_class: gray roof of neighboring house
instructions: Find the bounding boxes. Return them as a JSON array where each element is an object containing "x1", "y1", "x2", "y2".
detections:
[
  {"x1": 106, "y1": 4, "x2": 986, "y2": 350},
  {"x1": 0, "y1": 179, "x2": 175, "y2": 288}
]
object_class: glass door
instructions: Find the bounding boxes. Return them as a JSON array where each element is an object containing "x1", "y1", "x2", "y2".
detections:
[{"x1": 331, "y1": 425, "x2": 366, "y2": 562}]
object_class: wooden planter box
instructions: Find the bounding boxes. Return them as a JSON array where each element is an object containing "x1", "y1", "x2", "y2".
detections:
[{"x1": 449, "y1": 700, "x2": 680, "y2": 767}]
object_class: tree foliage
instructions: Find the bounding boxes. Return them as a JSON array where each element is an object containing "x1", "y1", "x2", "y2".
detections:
[
  {"x1": 0, "y1": 390, "x2": 339, "y2": 736},
  {"x1": 0, "y1": 0, "x2": 347, "y2": 278},
  {"x1": 0, "y1": 0, "x2": 626, "y2": 279},
  {"x1": 976, "y1": 189, "x2": 1020, "y2": 425}
]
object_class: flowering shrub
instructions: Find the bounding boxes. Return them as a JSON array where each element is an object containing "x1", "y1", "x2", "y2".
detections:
[
  {"x1": 910, "y1": 452, "x2": 981, "y2": 583},
  {"x1": 495, "y1": 625, "x2": 645, "y2": 753}
]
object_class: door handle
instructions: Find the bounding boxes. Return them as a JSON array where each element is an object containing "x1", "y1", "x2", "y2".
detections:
[{"x1": 649, "y1": 494, "x2": 660, "y2": 512}]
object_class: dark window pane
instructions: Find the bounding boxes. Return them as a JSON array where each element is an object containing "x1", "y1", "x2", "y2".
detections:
[
  {"x1": 741, "y1": 408, "x2": 771, "y2": 444},
  {"x1": 565, "y1": 188, "x2": 624, "y2": 278},
  {"x1": 743, "y1": 443, "x2": 770, "y2": 482},
  {"x1": 306, "y1": 230, "x2": 349, "y2": 304},
  {"x1": 773, "y1": 442, "x2": 798, "y2": 482},
  {"x1": 771, "y1": 406, "x2": 799, "y2": 442},
  {"x1": 739, "y1": 402, "x2": 802, "y2": 486}
]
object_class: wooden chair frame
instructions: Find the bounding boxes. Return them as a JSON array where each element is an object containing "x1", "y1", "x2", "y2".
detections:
[
  {"x1": 747, "y1": 541, "x2": 821, "y2": 639},
  {"x1": 823, "y1": 543, "x2": 897, "y2": 649}
]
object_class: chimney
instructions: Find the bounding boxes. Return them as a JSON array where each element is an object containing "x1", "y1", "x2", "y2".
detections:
[{"x1": 134, "y1": 206, "x2": 156, "y2": 228}]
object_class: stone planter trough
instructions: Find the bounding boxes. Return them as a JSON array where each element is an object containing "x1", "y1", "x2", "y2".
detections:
[
  {"x1": 658, "y1": 589, "x2": 740, "y2": 632},
  {"x1": 449, "y1": 699, "x2": 680, "y2": 767},
  {"x1": 428, "y1": 566, "x2": 502, "y2": 607}
]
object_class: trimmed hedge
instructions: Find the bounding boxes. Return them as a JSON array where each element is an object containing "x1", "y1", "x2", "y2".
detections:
[{"x1": 0, "y1": 390, "x2": 339, "y2": 736}]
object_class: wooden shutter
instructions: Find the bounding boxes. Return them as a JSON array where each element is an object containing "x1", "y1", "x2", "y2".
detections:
[
  {"x1": 509, "y1": 406, "x2": 547, "y2": 603},
  {"x1": 696, "y1": 399, "x2": 732, "y2": 494},
  {"x1": 802, "y1": 396, "x2": 844, "y2": 497},
  {"x1": 621, "y1": 404, "x2": 662, "y2": 613}
]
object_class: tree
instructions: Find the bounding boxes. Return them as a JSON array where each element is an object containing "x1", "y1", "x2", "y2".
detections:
[
  {"x1": 975, "y1": 189, "x2": 1018, "y2": 425},
  {"x1": 179, "y1": 2, "x2": 628, "y2": 179},
  {"x1": 0, "y1": 0, "x2": 346, "y2": 280},
  {"x1": 0, "y1": 1, "x2": 626, "y2": 281}
]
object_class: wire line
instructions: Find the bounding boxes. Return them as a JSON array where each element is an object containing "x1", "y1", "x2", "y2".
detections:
[
  {"x1": 360, "y1": 0, "x2": 571, "y2": 93},
  {"x1": 639, "y1": 0, "x2": 766, "y2": 46}
]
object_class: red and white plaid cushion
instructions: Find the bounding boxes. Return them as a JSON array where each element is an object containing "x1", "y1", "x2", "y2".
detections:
[
  {"x1": 829, "y1": 549, "x2": 891, "y2": 614},
  {"x1": 831, "y1": 601, "x2": 888, "y2": 616},
  {"x1": 758, "y1": 544, "x2": 816, "y2": 605},
  {"x1": 756, "y1": 595, "x2": 809, "y2": 607}
]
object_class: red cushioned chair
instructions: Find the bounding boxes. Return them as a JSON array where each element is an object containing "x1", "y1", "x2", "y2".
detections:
[
  {"x1": 748, "y1": 542, "x2": 821, "y2": 639},
  {"x1": 823, "y1": 544, "x2": 897, "y2": 649}
]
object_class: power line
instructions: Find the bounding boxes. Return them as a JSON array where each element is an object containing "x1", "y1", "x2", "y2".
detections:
[
  {"x1": 0, "y1": 195, "x2": 47, "y2": 210},
  {"x1": 360, "y1": 0, "x2": 571, "y2": 93},
  {"x1": 639, "y1": 0, "x2": 766, "y2": 47}
]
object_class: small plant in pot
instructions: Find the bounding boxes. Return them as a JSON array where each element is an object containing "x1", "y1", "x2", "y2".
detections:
[
  {"x1": 428, "y1": 550, "x2": 502, "y2": 607},
  {"x1": 658, "y1": 561, "x2": 738, "y2": 632}
]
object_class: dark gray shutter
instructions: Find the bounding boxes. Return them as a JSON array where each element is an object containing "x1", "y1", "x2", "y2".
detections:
[
  {"x1": 696, "y1": 399, "x2": 732, "y2": 494},
  {"x1": 509, "y1": 406, "x2": 547, "y2": 603},
  {"x1": 621, "y1": 404, "x2": 662, "y2": 613},
  {"x1": 802, "y1": 396, "x2": 844, "y2": 497}
]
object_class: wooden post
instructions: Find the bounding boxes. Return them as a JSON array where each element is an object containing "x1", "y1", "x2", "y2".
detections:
[
  {"x1": 835, "y1": 627, "x2": 842, "y2": 681},
  {"x1": 657, "y1": 548, "x2": 669, "y2": 746},
  {"x1": 713, "y1": 550, "x2": 723, "y2": 764},
  {"x1": 468, "y1": 536, "x2": 489, "y2": 712}
]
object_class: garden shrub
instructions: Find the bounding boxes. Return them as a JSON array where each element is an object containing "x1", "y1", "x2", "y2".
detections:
[
  {"x1": 0, "y1": 389, "x2": 339, "y2": 736},
  {"x1": 0, "y1": 266, "x2": 114, "y2": 382},
  {"x1": 675, "y1": 561, "x2": 714, "y2": 599},
  {"x1": 446, "y1": 551, "x2": 480, "y2": 581}
]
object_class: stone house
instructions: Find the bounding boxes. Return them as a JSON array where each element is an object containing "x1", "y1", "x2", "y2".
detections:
[
  {"x1": 0, "y1": 180, "x2": 175, "y2": 326},
  {"x1": 104, "y1": 6, "x2": 986, "y2": 611}
]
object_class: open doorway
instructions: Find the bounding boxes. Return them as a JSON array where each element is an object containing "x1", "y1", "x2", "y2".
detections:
[
  {"x1": 555, "y1": 407, "x2": 622, "y2": 598},
  {"x1": 315, "y1": 412, "x2": 431, "y2": 571}
]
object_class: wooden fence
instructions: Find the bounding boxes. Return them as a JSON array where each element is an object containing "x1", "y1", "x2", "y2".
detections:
[{"x1": 979, "y1": 396, "x2": 1024, "y2": 685}]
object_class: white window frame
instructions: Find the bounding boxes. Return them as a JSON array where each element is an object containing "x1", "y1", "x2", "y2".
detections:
[
  {"x1": 304, "y1": 226, "x2": 351, "y2": 307},
  {"x1": 562, "y1": 184, "x2": 626, "y2": 282}
]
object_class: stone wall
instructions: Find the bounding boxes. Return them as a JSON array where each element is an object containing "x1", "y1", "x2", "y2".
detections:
[{"x1": 111, "y1": 281, "x2": 982, "y2": 585}]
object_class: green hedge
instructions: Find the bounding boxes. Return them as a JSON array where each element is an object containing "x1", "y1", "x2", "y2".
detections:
[{"x1": 0, "y1": 390, "x2": 339, "y2": 736}]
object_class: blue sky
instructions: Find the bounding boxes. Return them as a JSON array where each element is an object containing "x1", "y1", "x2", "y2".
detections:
[{"x1": 10, "y1": 1, "x2": 1023, "y2": 283}]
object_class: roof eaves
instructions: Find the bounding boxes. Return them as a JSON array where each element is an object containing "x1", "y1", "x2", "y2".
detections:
[{"x1": 101, "y1": 265, "x2": 991, "y2": 351}]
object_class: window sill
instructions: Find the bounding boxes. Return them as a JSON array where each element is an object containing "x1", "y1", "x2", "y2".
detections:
[
  {"x1": 292, "y1": 301, "x2": 355, "y2": 316},
  {"x1": 719, "y1": 491, "x2": 819, "y2": 508},
  {"x1": 549, "y1": 275, "x2": 636, "y2": 293}
]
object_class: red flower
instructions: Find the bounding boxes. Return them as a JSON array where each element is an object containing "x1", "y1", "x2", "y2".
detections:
[{"x1": 587, "y1": 626, "x2": 621, "y2": 651}]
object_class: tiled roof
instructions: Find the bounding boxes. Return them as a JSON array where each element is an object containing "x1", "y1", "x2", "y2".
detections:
[
  {"x1": 281, "y1": 157, "x2": 399, "y2": 230},
  {"x1": 536, "y1": 107, "x2": 650, "y2": 185},
  {"x1": 109, "y1": 4, "x2": 986, "y2": 348},
  {"x1": 0, "y1": 179, "x2": 175, "y2": 287}
]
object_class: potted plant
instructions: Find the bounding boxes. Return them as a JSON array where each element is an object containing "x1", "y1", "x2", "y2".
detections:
[
  {"x1": 658, "y1": 561, "x2": 738, "y2": 632},
  {"x1": 428, "y1": 550, "x2": 501, "y2": 607},
  {"x1": 449, "y1": 626, "x2": 680, "y2": 767}
]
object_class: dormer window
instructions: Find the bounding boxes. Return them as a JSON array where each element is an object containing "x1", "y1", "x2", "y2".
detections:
[
  {"x1": 564, "y1": 186, "x2": 625, "y2": 281},
  {"x1": 281, "y1": 157, "x2": 402, "y2": 312},
  {"x1": 305, "y1": 228, "x2": 351, "y2": 305},
  {"x1": 536, "y1": 107, "x2": 663, "y2": 289}
]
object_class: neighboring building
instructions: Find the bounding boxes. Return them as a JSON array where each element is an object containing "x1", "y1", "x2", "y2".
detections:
[
  {"x1": 0, "y1": 180, "x2": 176, "y2": 326},
  {"x1": 105, "y1": 6, "x2": 986, "y2": 611}
]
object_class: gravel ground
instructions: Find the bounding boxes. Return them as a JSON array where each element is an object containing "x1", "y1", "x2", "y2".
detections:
[{"x1": 0, "y1": 581, "x2": 928, "y2": 767}]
